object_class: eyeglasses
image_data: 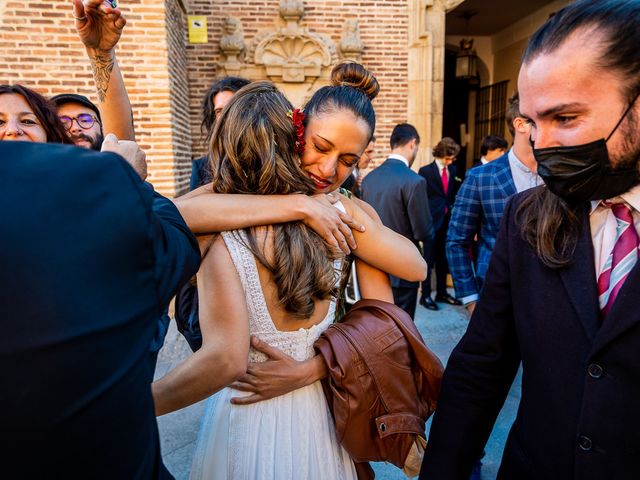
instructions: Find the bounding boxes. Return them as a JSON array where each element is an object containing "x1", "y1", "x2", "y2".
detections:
[{"x1": 59, "y1": 113, "x2": 100, "y2": 131}]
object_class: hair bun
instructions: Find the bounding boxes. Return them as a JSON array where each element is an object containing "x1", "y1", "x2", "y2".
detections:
[{"x1": 330, "y1": 61, "x2": 380, "y2": 100}]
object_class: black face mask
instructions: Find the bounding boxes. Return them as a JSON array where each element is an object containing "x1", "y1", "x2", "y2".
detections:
[{"x1": 532, "y1": 93, "x2": 640, "y2": 203}]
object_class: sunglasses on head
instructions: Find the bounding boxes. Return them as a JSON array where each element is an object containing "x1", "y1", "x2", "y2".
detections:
[{"x1": 59, "y1": 113, "x2": 100, "y2": 131}]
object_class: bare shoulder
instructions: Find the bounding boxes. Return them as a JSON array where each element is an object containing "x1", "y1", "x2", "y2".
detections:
[
  {"x1": 352, "y1": 197, "x2": 382, "y2": 223},
  {"x1": 338, "y1": 193, "x2": 381, "y2": 224}
]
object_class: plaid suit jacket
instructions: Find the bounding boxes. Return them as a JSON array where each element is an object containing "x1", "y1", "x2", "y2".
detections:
[{"x1": 446, "y1": 153, "x2": 516, "y2": 299}]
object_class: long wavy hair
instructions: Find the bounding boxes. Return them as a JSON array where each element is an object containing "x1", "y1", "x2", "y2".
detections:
[
  {"x1": 208, "y1": 81, "x2": 339, "y2": 319},
  {"x1": 516, "y1": 0, "x2": 640, "y2": 268},
  {"x1": 0, "y1": 84, "x2": 71, "y2": 144}
]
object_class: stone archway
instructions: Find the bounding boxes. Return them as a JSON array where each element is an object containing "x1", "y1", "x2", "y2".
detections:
[{"x1": 407, "y1": 0, "x2": 465, "y2": 169}]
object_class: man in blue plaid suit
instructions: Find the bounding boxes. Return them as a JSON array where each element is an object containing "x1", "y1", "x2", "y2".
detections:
[{"x1": 446, "y1": 92, "x2": 541, "y2": 316}]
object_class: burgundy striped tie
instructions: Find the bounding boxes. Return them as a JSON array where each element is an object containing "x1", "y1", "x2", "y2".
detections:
[{"x1": 597, "y1": 202, "x2": 639, "y2": 317}]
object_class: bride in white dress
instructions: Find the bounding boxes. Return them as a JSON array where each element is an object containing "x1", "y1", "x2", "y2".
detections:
[
  {"x1": 154, "y1": 81, "x2": 367, "y2": 479},
  {"x1": 190, "y1": 225, "x2": 356, "y2": 479},
  {"x1": 152, "y1": 65, "x2": 427, "y2": 479}
]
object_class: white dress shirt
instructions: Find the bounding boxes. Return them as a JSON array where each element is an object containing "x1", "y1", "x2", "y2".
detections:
[
  {"x1": 507, "y1": 150, "x2": 543, "y2": 193},
  {"x1": 434, "y1": 158, "x2": 448, "y2": 178}
]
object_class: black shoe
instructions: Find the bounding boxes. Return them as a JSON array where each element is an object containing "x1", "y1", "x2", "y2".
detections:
[
  {"x1": 435, "y1": 293, "x2": 463, "y2": 306},
  {"x1": 419, "y1": 296, "x2": 439, "y2": 311}
]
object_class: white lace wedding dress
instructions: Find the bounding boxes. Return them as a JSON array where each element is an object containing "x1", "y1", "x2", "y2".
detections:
[{"x1": 189, "y1": 229, "x2": 357, "y2": 480}]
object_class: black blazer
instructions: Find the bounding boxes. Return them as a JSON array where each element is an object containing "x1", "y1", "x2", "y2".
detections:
[
  {"x1": 0, "y1": 142, "x2": 200, "y2": 479},
  {"x1": 361, "y1": 158, "x2": 434, "y2": 288},
  {"x1": 421, "y1": 187, "x2": 640, "y2": 480},
  {"x1": 418, "y1": 162, "x2": 462, "y2": 232},
  {"x1": 190, "y1": 155, "x2": 210, "y2": 190},
  {"x1": 340, "y1": 171, "x2": 361, "y2": 198}
]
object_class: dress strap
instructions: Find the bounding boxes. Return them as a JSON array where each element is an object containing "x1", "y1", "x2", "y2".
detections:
[{"x1": 221, "y1": 230, "x2": 277, "y2": 333}]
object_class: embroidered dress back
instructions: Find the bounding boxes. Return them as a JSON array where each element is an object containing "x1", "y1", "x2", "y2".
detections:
[{"x1": 190, "y1": 226, "x2": 356, "y2": 480}]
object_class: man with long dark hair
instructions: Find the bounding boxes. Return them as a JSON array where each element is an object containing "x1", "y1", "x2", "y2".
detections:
[
  {"x1": 190, "y1": 76, "x2": 250, "y2": 190},
  {"x1": 421, "y1": 1, "x2": 640, "y2": 478}
]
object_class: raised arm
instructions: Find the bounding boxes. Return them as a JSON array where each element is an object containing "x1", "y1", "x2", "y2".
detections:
[
  {"x1": 175, "y1": 189, "x2": 364, "y2": 254},
  {"x1": 73, "y1": 0, "x2": 135, "y2": 140},
  {"x1": 152, "y1": 236, "x2": 249, "y2": 415}
]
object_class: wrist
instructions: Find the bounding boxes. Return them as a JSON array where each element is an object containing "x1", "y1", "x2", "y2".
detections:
[
  {"x1": 293, "y1": 194, "x2": 310, "y2": 223},
  {"x1": 301, "y1": 355, "x2": 327, "y2": 385},
  {"x1": 86, "y1": 47, "x2": 115, "y2": 59}
]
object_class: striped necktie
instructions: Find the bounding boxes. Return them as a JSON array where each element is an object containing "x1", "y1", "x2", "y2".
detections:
[{"x1": 597, "y1": 202, "x2": 639, "y2": 317}]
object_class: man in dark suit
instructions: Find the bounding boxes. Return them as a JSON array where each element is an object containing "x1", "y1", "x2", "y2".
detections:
[
  {"x1": 362, "y1": 123, "x2": 434, "y2": 319},
  {"x1": 418, "y1": 137, "x2": 463, "y2": 310},
  {"x1": 421, "y1": 2, "x2": 640, "y2": 478},
  {"x1": 0, "y1": 141, "x2": 200, "y2": 479}
]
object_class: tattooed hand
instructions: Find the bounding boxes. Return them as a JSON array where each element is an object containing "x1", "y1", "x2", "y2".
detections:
[
  {"x1": 73, "y1": 0, "x2": 125, "y2": 53},
  {"x1": 73, "y1": 0, "x2": 125, "y2": 101}
]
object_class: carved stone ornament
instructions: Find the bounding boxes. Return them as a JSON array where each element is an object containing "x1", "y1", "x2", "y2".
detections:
[
  {"x1": 279, "y1": 0, "x2": 304, "y2": 30},
  {"x1": 339, "y1": 19, "x2": 364, "y2": 61},
  {"x1": 220, "y1": 16, "x2": 246, "y2": 68},
  {"x1": 254, "y1": 1, "x2": 334, "y2": 83}
]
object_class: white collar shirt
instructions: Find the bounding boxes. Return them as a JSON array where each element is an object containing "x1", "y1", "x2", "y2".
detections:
[
  {"x1": 388, "y1": 153, "x2": 409, "y2": 167},
  {"x1": 434, "y1": 158, "x2": 448, "y2": 177}
]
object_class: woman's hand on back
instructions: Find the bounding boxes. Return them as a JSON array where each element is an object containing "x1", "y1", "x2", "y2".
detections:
[
  {"x1": 302, "y1": 193, "x2": 365, "y2": 255},
  {"x1": 229, "y1": 336, "x2": 327, "y2": 405}
]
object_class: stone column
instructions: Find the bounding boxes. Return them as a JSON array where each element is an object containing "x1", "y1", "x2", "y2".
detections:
[{"x1": 407, "y1": 0, "x2": 465, "y2": 169}]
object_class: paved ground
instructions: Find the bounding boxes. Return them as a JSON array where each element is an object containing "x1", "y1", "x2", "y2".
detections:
[{"x1": 155, "y1": 296, "x2": 522, "y2": 479}]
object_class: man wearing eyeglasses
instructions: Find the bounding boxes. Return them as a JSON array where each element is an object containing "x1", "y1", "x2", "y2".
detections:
[{"x1": 51, "y1": 93, "x2": 104, "y2": 150}]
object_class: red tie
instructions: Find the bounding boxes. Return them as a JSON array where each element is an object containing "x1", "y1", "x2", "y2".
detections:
[
  {"x1": 442, "y1": 166, "x2": 449, "y2": 195},
  {"x1": 597, "y1": 202, "x2": 639, "y2": 317}
]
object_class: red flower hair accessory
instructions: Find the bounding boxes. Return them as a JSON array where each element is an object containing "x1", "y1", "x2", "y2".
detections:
[{"x1": 287, "y1": 108, "x2": 306, "y2": 155}]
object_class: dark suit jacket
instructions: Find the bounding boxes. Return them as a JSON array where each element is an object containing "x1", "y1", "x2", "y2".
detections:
[
  {"x1": 190, "y1": 155, "x2": 210, "y2": 190},
  {"x1": 0, "y1": 142, "x2": 200, "y2": 479},
  {"x1": 421, "y1": 187, "x2": 640, "y2": 480},
  {"x1": 361, "y1": 158, "x2": 434, "y2": 288},
  {"x1": 418, "y1": 162, "x2": 462, "y2": 232},
  {"x1": 340, "y1": 171, "x2": 361, "y2": 198}
]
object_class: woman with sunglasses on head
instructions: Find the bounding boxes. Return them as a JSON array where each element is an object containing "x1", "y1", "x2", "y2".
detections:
[{"x1": 0, "y1": 85, "x2": 72, "y2": 144}]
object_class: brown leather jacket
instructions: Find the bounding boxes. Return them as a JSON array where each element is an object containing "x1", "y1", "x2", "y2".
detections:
[{"x1": 314, "y1": 299, "x2": 444, "y2": 478}]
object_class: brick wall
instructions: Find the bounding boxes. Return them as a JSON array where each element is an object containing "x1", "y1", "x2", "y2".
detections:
[
  {"x1": 1, "y1": 0, "x2": 410, "y2": 192},
  {"x1": 185, "y1": 0, "x2": 410, "y2": 167},
  {"x1": 165, "y1": 0, "x2": 191, "y2": 194},
  {"x1": 0, "y1": 0, "x2": 188, "y2": 197}
]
